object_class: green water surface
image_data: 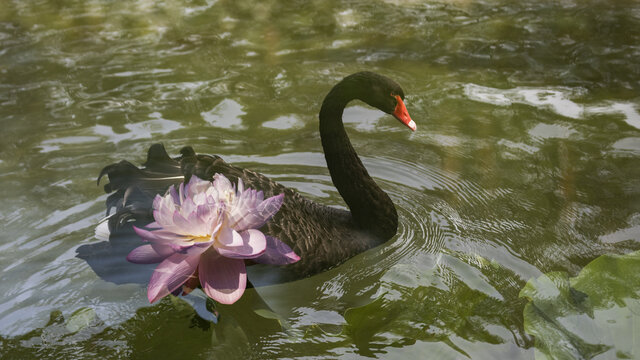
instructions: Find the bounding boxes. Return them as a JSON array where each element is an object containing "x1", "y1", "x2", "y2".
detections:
[{"x1": 1, "y1": 0, "x2": 639, "y2": 358}]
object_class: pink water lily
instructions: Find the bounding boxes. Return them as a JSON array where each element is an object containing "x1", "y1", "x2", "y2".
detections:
[{"x1": 127, "y1": 174, "x2": 300, "y2": 304}]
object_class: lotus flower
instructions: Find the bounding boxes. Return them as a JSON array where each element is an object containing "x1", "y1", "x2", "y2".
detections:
[{"x1": 127, "y1": 174, "x2": 300, "y2": 304}]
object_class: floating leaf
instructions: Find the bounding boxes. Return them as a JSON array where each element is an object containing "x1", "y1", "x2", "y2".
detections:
[
  {"x1": 65, "y1": 307, "x2": 96, "y2": 333},
  {"x1": 520, "y1": 250, "x2": 640, "y2": 359}
]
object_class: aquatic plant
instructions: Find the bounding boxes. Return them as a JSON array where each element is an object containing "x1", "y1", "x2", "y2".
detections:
[{"x1": 127, "y1": 174, "x2": 300, "y2": 304}]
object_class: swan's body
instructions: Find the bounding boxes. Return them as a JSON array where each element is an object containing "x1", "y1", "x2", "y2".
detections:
[{"x1": 99, "y1": 71, "x2": 414, "y2": 280}]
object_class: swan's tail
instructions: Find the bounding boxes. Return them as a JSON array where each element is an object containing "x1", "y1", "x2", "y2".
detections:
[{"x1": 98, "y1": 143, "x2": 185, "y2": 233}]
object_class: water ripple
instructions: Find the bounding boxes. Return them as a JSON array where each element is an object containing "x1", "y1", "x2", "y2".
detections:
[{"x1": 464, "y1": 83, "x2": 640, "y2": 130}]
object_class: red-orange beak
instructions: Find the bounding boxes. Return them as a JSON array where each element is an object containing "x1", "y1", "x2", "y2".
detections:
[{"x1": 393, "y1": 95, "x2": 416, "y2": 131}]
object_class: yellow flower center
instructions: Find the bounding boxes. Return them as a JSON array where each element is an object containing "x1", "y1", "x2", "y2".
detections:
[{"x1": 192, "y1": 235, "x2": 211, "y2": 243}]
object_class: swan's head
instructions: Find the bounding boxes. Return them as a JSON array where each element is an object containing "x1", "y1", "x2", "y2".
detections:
[{"x1": 347, "y1": 71, "x2": 416, "y2": 132}]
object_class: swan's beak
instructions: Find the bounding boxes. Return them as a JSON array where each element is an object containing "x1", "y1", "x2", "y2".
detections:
[{"x1": 393, "y1": 95, "x2": 416, "y2": 131}]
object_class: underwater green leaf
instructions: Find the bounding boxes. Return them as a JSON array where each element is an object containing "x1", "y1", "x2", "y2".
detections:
[
  {"x1": 65, "y1": 307, "x2": 96, "y2": 333},
  {"x1": 343, "y1": 295, "x2": 391, "y2": 346},
  {"x1": 520, "y1": 250, "x2": 640, "y2": 359},
  {"x1": 254, "y1": 308, "x2": 292, "y2": 331}
]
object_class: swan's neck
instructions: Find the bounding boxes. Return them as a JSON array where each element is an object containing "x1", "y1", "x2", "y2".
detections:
[{"x1": 319, "y1": 84, "x2": 398, "y2": 240}]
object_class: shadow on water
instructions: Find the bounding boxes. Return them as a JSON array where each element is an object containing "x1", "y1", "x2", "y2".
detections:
[{"x1": 76, "y1": 233, "x2": 154, "y2": 286}]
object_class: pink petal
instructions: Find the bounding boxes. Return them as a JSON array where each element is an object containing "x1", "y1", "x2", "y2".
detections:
[
  {"x1": 253, "y1": 236, "x2": 301, "y2": 265},
  {"x1": 192, "y1": 204, "x2": 219, "y2": 236},
  {"x1": 233, "y1": 184, "x2": 260, "y2": 210},
  {"x1": 178, "y1": 182, "x2": 186, "y2": 203},
  {"x1": 186, "y1": 176, "x2": 211, "y2": 199},
  {"x1": 196, "y1": 204, "x2": 212, "y2": 223},
  {"x1": 147, "y1": 252, "x2": 200, "y2": 303},
  {"x1": 181, "y1": 197, "x2": 196, "y2": 218},
  {"x1": 154, "y1": 204, "x2": 175, "y2": 228},
  {"x1": 229, "y1": 212, "x2": 264, "y2": 232},
  {"x1": 237, "y1": 178, "x2": 245, "y2": 194},
  {"x1": 126, "y1": 244, "x2": 171, "y2": 264},
  {"x1": 198, "y1": 248, "x2": 247, "y2": 304},
  {"x1": 132, "y1": 226, "x2": 160, "y2": 242},
  {"x1": 172, "y1": 211, "x2": 191, "y2": 231},
  {"x1": 152, "y1": 195, "x2": 162, "y2": 211},
  {"x1": 192, "y1": 192, "x2": 206, "y2": 206},
  {"x1": 209, "y1": 221, "x2": 222, "y2": 241},
  {"x1": 132, "y1": 226, "x2": 190, "y2": 247},
  {"x1": 198, "y1": 204, "x2": 225, "y2": 235},
  {"x1": 168, "y1": 185, "x2": 180, "y2": 205},
  {"x1": 230, "y1": 193, "x2": 284, "y2": 231},
  {"x1": 217, "y1": 225, "x2": 244, "y2": 247},
  {"x1": 255, "y1": 193, "x2": 284, "y2": 227},
  {"x1": 145, "y1": 221, "x2": 161, "y2": 229},
  {"x1": 183, "y1": 240, "x2": 214, "y2": 255},
  {"x1": 150, "y1": 242, "x2": 177, "y2": 258},
  {"x1": 215, "y1": 229, "x2": 266, "y2": 259},
  {"x1": 213, "y1": 174, "x2": 233, "y2": 193},
  {"x1": 180, "y1": 204, "x2": 209, "y2": 237}
]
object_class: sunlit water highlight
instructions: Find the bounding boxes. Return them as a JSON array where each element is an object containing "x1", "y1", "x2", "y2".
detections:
[{"x1": 1, "y1": 0, "x2": 639, "y2": 358}]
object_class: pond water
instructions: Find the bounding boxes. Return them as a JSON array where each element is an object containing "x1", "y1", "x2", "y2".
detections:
[{"x1": 1, "y1": 0, "x2": 640, "y2": 358}]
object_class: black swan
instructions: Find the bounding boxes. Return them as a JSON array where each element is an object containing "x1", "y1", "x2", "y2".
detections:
[{"x1": 98, "y1": 71, "x2": 415, "y2": 283}]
